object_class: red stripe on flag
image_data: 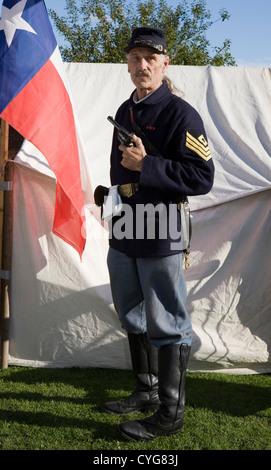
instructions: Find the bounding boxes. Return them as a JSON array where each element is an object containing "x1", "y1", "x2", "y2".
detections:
[{"x1": 2, "y1": 59, "x2": 86, "y2": 257}]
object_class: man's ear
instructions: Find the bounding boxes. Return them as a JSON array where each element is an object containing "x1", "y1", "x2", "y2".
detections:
[{"x1": 162, "y1": 56, "x2": 170, "y2": 74}]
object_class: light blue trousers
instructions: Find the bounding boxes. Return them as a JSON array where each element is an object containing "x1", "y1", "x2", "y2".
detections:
[{"x1": 107, "y1": 247, "x2": 192, "y2": 348}]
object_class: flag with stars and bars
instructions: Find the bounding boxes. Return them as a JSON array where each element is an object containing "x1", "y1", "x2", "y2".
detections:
[{"x1": 0, "y1": 0, "x2": 87, "y2": 258}]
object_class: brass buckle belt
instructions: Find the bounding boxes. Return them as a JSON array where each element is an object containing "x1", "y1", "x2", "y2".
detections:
[
  {"x1": 177, "y1": 201, "x2": 188, "y2": 210},
  {"x1": 118, "y1": 183, "x2": 139, "y2": 198}
]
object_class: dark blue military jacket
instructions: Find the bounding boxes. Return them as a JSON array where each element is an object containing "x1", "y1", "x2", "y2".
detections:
[{"x1": 109, "y1": 81, "x2": 214, "y2": 258}]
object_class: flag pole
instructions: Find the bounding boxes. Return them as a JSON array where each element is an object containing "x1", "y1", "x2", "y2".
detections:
[{"x1": 0, "y1": 118, "x2": 13, "y2": 370}]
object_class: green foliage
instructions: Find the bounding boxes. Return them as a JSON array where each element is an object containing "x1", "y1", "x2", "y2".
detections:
[
  {"x1": 49, "y1": 0, "x2": 236, "y2": 65},
  {"x1": 0, "y1": 366, "x2": 271, "y2": 450}
]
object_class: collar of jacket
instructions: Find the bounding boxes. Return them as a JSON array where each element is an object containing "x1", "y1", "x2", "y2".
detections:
[{"x1": 129, "y1": 81, "x2": 170, "y2": 108}]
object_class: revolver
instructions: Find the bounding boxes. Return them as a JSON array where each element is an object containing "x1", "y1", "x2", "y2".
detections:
[{"x1": 107, "y1": 116, "x2": 134, "y2": 147}]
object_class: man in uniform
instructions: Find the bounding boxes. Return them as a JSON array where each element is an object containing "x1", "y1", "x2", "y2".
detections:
[{"x1": 102, "y1": 26, "x2": 214, "y2": 441}]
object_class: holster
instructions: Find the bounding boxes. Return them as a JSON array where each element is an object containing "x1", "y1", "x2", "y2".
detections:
[{"x1": 94, "y1": 185, "x2": 109, "y2": 207}]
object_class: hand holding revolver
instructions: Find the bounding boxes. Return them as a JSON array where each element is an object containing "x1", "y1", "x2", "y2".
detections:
[
  {"x1": 119, "y1": 134, "x2": 146, "y2": 172},
  {"x1": 107, "y1": 116, "x2": 146, "y2": 172}
]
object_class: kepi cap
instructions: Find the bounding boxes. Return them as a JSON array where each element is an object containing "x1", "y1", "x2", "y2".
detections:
[{"x1": 124, "y1": 26, "x2": 167, "y2": 54}]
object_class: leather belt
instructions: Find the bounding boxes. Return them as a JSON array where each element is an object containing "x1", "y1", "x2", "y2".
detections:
[{"x1": 118, "y1": 183, "x2": 139, "y2": 198}]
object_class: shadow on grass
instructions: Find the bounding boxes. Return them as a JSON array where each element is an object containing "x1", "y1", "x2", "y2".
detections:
[
  {"x1": 0, "y1": 367, "x2": 131, "y2": 442},
  {"x1": 0, "y1": 407, "x2": 120, "y2": 441},
  {"x1": 185, "y1": 374, "x2": 271, "y2": 417},
  {"x1": 0, "y1": 366, "x2": 270, "y2": 442}
]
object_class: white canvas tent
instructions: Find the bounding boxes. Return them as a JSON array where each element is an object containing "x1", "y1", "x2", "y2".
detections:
[{"x1": 7, "y1": 64, "x2": 271, "y2": 373}]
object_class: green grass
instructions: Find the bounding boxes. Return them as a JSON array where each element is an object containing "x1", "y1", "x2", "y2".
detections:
[{"x1": 0, "y1": 366, "x2": 270, "y2": 451}]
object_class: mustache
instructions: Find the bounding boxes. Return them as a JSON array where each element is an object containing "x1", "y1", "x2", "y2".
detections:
[{"x1": 134, "y1": 70, "x2": 151, "y2": 78}]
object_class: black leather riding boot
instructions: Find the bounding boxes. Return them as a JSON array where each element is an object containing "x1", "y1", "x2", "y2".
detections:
[
  {"x1": 118, "y1": 343, "x2": 190, "y2": 441},
  {"x1": 102, "y1": 333, "x2": 160, "y2": 414}
]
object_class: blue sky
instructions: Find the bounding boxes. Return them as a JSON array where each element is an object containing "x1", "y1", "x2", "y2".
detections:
[{"x1": 45, "y1": 0, "x2": 271, "y2": 67}]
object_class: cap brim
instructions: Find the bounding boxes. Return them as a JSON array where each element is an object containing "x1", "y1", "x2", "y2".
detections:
[{"x1": 124, "y1": 43, "x2": 165, "y2": 53}]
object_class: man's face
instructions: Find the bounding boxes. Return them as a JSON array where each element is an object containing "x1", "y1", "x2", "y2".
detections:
[{"x1": 127, "y1": 47, "x2": 169, "y2": 99}]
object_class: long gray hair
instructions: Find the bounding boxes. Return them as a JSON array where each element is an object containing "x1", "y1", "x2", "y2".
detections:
[{"x1": 162, "y1": 75, "x2": 185, "y2": 97}]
